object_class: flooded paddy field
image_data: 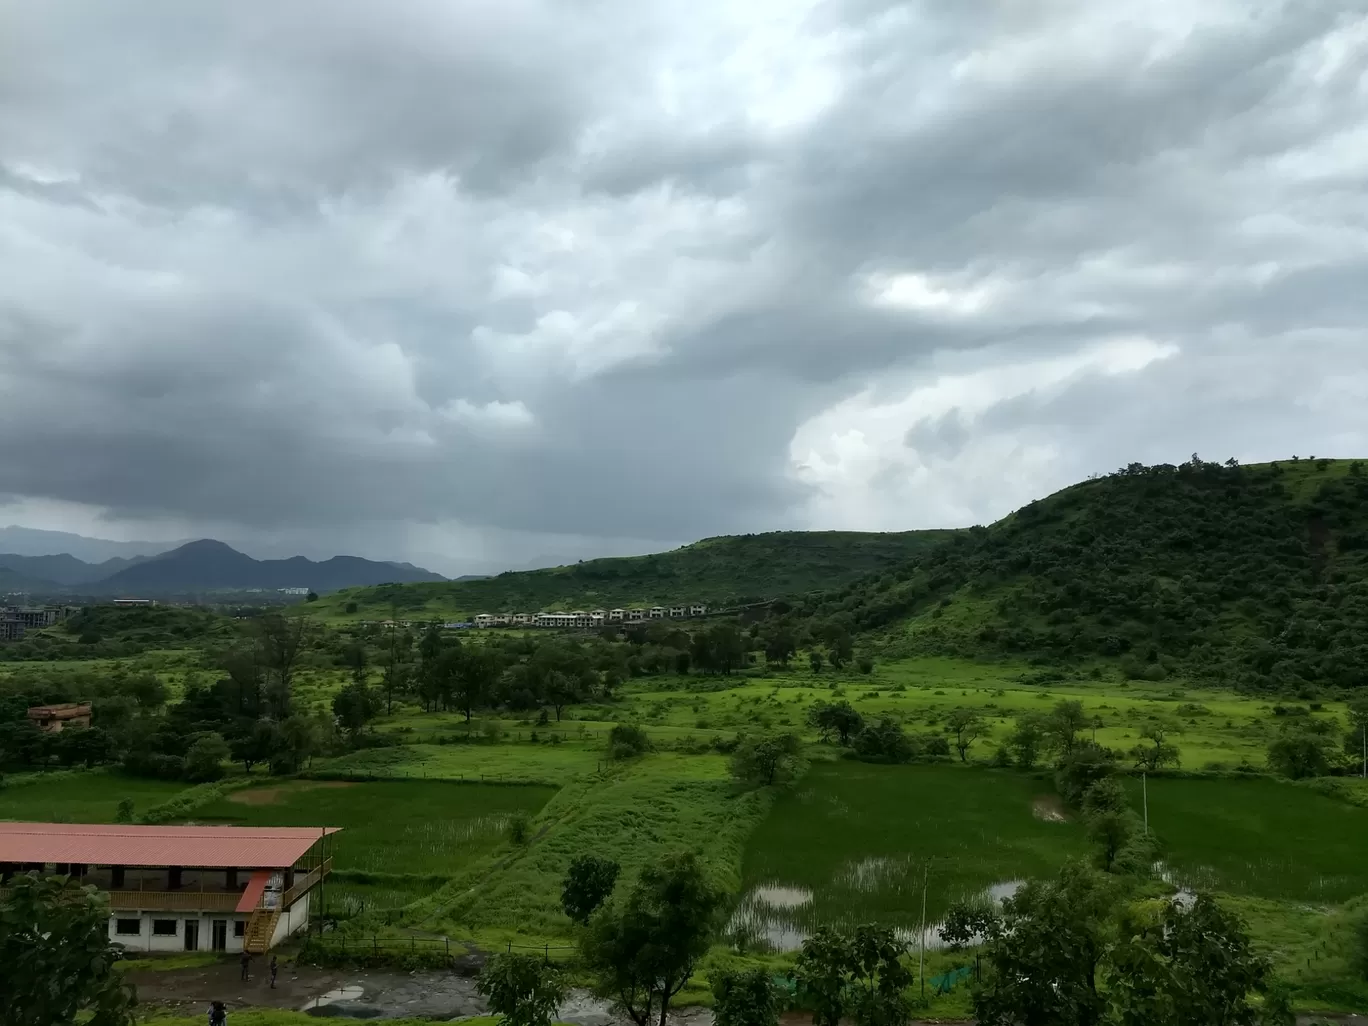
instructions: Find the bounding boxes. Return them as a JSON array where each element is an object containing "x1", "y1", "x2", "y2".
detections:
[
  {"x1": 735, "y1": 762, "x2": 1368, "y2": 953},
  {"x1": 734, "y1": 762, "x2": 1089, "y2": 951},
  {"x1": 1126, "y1": 775, "x2": 1368, "y2": 902}
]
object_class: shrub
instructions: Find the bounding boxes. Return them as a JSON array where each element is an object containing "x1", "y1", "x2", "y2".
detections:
[
  {"x1": 607, "y1": 724, "x2": 652, "y2": 761},
  {"x1": 508, "y1": 811, "x2": 531, "y2": 845}
]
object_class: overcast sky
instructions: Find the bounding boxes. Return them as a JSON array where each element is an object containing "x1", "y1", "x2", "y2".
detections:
[{"x1": 2, "y1": 1, "x2": 1366, "y2": 575}]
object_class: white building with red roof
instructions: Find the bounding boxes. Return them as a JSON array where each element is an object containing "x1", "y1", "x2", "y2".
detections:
[{"x1": 0, "y1": 822, "x2": 339, "y2": 954}]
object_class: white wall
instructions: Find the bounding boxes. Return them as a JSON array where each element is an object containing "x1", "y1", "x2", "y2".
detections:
[
  {"x1": 109, "y1": 912, "x2": 247, "y2": 954},
  {"x1": 271, "y1": 890, "x2": 311, "y2": 948}
]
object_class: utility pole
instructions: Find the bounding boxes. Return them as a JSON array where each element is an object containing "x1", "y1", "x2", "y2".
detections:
[{"x1": 919, "y1": 861, "x2": 929, "y2": 1002}]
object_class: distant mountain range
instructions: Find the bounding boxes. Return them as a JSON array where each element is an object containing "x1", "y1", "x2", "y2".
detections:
[{"x1": 0, "y1": 538, "x2": 447, "y2": 596}]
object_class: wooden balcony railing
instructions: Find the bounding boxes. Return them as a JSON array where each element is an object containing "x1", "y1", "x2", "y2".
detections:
[
  {"x1": 281, "y1": 857, "x2": 332, "y2": 909},
  {"x1": 0, "y1": 887, "x2": 240, "y2": 912}
]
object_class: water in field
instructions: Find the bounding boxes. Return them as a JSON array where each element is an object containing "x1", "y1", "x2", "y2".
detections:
[
  {"x1": 728, "y1": 871, "x2": 1022, "y2": 953},
  {"x1": 736, "y1": 762, "x2": 1087, "y2": 951}
]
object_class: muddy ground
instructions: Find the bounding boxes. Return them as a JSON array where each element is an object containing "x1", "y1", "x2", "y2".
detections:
[{"x1": 125, "y1": 960, "x2": 1357, "y2": 1025}]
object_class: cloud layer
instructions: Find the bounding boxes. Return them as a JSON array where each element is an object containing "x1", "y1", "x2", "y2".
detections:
[{"x1": 2, "y1": 0, "x2": 1366, "y2": 573}]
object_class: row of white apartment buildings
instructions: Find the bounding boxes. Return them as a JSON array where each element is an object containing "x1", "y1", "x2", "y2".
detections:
[{"x1": 474, "y1": 604, "x2": 707, "y2": 629}]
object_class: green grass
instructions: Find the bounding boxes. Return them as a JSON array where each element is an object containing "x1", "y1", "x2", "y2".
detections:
[
  {"x1": 143, "y1": 1015, "x2": 508, "y2": 1026},
  {"x1": 317, "y1": 741, "x2": 604, "y2": 784},
  {"x1": 1129, "y1": 776, "x2": 1368, "y2": 902},
  {"x1": 0, "y1": 772, "x2": 191, "y2": 823},
  {"x1": 737, "y1": 762, "x2": 1088, "y2": 948},
  {"x1": 190, "y1": 780, "x2": 555, "y2": 876},
  {"x1": 411, "y1": 752, "x2": 771, "y2": 943}
]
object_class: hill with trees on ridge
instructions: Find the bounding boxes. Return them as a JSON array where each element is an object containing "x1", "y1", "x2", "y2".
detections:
[
  {"x1": 788, "y1": 457, "x2": 1368, "y2": 690},
  {"x1": 305, "y1": 530, "x2": 959, "y2": 621}
]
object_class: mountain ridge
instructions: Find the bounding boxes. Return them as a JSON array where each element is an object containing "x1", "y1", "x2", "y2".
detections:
[{"x1": 0, "y1": 539, "x2": 447, "y2": 596}]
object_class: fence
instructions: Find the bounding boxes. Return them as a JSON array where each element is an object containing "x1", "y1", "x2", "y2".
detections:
[{"x1": 300, "y1": 934, "x2": 576, "y2": 966}]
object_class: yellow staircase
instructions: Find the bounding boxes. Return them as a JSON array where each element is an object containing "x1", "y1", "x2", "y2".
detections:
[{"x1": 243, "y1": 908, "x2": 281, "y2": 955}]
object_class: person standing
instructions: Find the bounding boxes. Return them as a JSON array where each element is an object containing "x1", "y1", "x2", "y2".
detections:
[
  {"x1": 239, "y1": 949, "x2": 250, "y2": 981},
  {"x1": 269, "y1": 955, "x2": 278, "y2": 989},
  {"x1": 209, "y1": 1000, "x2": 227, "y2": 1026}
]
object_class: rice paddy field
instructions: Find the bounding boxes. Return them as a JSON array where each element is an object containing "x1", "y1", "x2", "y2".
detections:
[
  {"x1": 0, "y1": 771, "x2": 190, "y2": 823},
  {"x1": 734, "y1": 762, "x2": 1088, "y2": 950},
  {"x1": 191, "y1": 779, "x2": 556, "y2": 877}
]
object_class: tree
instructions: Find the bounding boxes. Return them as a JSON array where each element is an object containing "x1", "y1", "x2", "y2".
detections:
[
  {"x1": 305, "y1": 591, "x2": 319, "y2": 602},
  {"x1": 809, "y1": 650, "x2": 825, "y2": 674},
  {"x1": 1008, "y1": 716, "x2": 1045, "y2": 769},
  {"x1": 477, "y1": 953, "x2": 567, "y2": 1026},
  {"x1": 183, "y1": 732, "x2": 229, "y2": 782},
  {"x1": 712, "y1": 967, "x2": 783, "y2": 1026},
  {"x1": 281, "y1": 713, "x2": 321, "y2": 772},
  {"x1": 332, "y1": 682, "x2": 380, "y2": 739},
  {"x1": 231, "y1": 718, "x2": 280, "y2": 773},
  {"x1": 939, "y1": 900, "x2": 999, "y2": 951},
  {"x1": 827, "y1": 630, "x2": 855, "y2": 670},
  {"x1": 763, "y1": 622, "x2": 797, "y2": 668},
  {"x1": 1108, "y1": 895, "x2": 1275, "y2": 1026},
  {"x1": 562, "y1": 854, "x2": 620, "y2": 926},
  {"x1": 1045, "y1": 700, "x2": 1089, "y2": 757},
  {"x1": 1345, "y1": 698, "x2": 1368, "y2": 776},
  {"x1": 607, "y1": 724, "x2": 652, "y2": 761},
  {"x1": 115, "y1": 799, "x2": 135, "y2": 824},
  {"x1": 851, "y1": 718, "x2": 913, "y2": 765},
  {"x1": 1081, "y1": 779, "x2": 1134, "y2": 872},
  {"x1": 582, "y1": 852, "x2": 725, "y2": 1026},
  {"x1": 456, "y1": 648, "x2": 501, "y2": 725},
  {"x1": 1129, "y1": 725, "x2": 1180, "y2": 772},
  {"x1": 257, "y1": 614, "x2": 311, "y2": 718},
  {"x1": 344, "y1": 642, "x2": 369, "y2": 687},
  {"x1": 0, "y1": 875, "x2": 136, "y2": 1026},
  {"x1": 791, "y1": 927, "x2": 854, "y2": 1026},
  {"x1": 946, "y1": 709, "x2": 986, "y2": 763},
  {"x1": 809, "y1": 701, "x2": 864, "y2": 746},
  {"x1": 730, "y1": 733, "x2": 801, "y2": 788},
  {"x1": 791, "y1": 926, "x2": 913, "y2": 1026},
  {"x1": 546, "y1": 671, "x2": 581, "y2": 722},
  {"x1": 1266, "y1": 728, "x2": 1335, "y2": 779},
  {"x1": 1055, "y1": 742, "x2": 1116, "y2": 808},
  {"x1": 974, "y1": 863, "x2": 1115, "y2": 1026}
]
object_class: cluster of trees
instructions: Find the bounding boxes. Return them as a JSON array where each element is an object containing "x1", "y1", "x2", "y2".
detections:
[
  {"x1": 951, "y1": 863, "x2": 1292, "y2": 1026},
  {"x1": 470, "y1": 850, "x2": 1293, "y2": 1026},
  {"x1": 807, "y1": 700, "x2": 953, "y2": 765},
  {"x1": 1002, "y1": 700, "x2": 1179, "y2": 774},
  {"x1": 1265, "y1": 697, "x2": 1368, "y2": 779},
  {"x1": 787, "y1": 457, "x2": 1368, "y2": 690}
]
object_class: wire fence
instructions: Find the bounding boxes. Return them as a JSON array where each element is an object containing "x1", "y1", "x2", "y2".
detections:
[{"x1": 300, "y1": 934, "x2": 577, "y2": 965}]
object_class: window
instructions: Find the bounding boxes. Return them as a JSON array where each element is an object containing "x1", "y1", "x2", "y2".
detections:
[
  {"x1": 152, "y1": 919, "x2": 178, "y2": 936},
  {"x1": 233, "y1": 920, "x2": 245, "y2": 937},
  {"x1": 115, "y1": 919, "x2": 141, "y2": 936}
]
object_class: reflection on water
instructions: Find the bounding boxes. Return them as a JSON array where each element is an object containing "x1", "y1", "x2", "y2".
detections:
[{"x1": 728, "y1": 870, "x2": 1023, "y2": 953}]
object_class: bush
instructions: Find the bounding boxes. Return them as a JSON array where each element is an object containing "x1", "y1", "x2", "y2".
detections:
[
  {"x1": 183, "y1": 733, "x2": 229, "y2": 783},
  {"x1": 606, "y1": 724, "x2": 652, "y2": 761},
  {"x1": 508, "y1": 811, "x2": 531, "y2": 845},
  {"x1": 851, "y1": 718, "x2": 913, "y2": 764},
  {"x1": 712, "y1": 967, "x2": 784, "y2": 1026}
]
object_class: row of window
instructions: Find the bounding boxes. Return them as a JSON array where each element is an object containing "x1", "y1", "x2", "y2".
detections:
[{"x1": 115, "y1": 918, "x2": 245, "y2": 937}]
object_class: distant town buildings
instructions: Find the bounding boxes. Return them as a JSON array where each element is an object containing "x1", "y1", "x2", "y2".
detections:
[
  {"x1": 27, "y1": 703, "x2": 93, "y2": 733},
  {"x1": 0, "y1": 604, "x2": 68, "y2": 641},
  {"x1": 472, "y1": 604, "x2": 708, "y2": 629},
  {"x1": 112, "y1": 597, "x2": 157, "y2": 608}
]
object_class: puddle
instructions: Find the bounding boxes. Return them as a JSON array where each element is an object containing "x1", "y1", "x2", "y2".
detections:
[
  {"x1": 729, "y1": 876, "x2": 1023, "y2": 953},
  {"x1": 754, "y1": 885, "x2": 813, "y2": 909},
  {"x1": 306, "y1": 986, "x2": 365, "y2": 1009}
]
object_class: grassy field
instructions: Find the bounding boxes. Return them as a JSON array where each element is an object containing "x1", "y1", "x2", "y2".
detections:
[
  {"x1": 0, "y1": 771, "x2": 190, "y2": 823},
  {"x1": 317, "y1": 741, "x2": 604, "y2": 785},
  {"x1": 191, "y1": 779, "x2": 556, "y2": 877}
]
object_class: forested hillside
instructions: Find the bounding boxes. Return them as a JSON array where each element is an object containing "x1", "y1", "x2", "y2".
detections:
[
  {"x1": 309, "y1": 530, "x2": 957, "y2": 621},
  {"x1": 794, "y1": 458, "x2": 1368, "y2": 690}
]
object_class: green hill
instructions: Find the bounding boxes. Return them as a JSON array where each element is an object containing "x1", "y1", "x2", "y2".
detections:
[
  {"x1": 795, "y1": 457, "x2": 1368, "y2": 690},
  {"x1": 305, "y1": 530, "x2": 958, "y2": 622}
]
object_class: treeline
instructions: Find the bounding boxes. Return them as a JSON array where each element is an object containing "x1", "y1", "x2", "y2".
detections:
[{"x1": 790, "y1": 457, "x2": 1368, "y2": 691}]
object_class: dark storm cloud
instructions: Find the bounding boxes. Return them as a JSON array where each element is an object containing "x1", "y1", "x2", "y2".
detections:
[{"x1": 1, "y1": 0, "x2": 1366, "y2": 562}]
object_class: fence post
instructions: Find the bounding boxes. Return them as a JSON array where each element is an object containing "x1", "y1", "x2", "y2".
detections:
[
  {"x1": 545, "y1": 944, "x2": 549, "y2": 965},
  {"x1": 412, "y1": 936, "x2": 416, "y2": 951},
  {"x1": 445, "y1": 937, "x2": 450, "y2": 956},
  {"x1": 373, "y1": 936, "x2": 378, "y2": 954}
]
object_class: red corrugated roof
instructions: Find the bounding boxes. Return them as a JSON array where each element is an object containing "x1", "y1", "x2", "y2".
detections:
[
  {"x1": 235, "y1": 869, "x2": 273, "y2": 912},
  {"x1": 0, "y1": 823, "x2": 338, "y2": 868}
]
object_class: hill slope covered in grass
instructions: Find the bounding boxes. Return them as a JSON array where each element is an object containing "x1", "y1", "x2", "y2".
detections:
[
  {"x1": 306, "y1": 530, "x2": 958, "y2": 621},
  {"x1": 795, "y1": 457, "x2": 1368, "y2": 690}
]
